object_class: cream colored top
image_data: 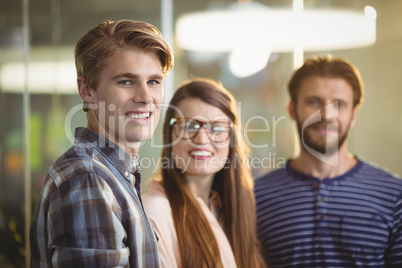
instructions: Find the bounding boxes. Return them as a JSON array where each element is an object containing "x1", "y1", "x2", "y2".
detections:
[{"x1": 143, "y1": 180, "x2": 237, "y2": 268}]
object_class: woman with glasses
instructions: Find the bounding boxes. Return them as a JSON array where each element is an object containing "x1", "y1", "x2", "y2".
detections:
[{"x1": 143, "y1": 78, "x2": 265, "y2": 268}]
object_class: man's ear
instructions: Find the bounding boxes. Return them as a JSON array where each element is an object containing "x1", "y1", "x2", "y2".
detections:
[
  {"x1": 287, "y1": 101, "x2": 296, "y2": 120},
  {"x1": 77, "y1": 76, "x2": 95, "y2": 103},
  {"x1": 351, "y1": 106, "x2": 359, "y2": 127}
]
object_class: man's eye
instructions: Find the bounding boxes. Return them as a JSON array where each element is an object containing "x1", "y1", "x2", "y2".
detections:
[
  {"x1": 148, "y1": 80, "x2": 158, "y2": 85},
  {"x1": 119, "y1": 80, "x2": 132, "y2": 85},
  {"x1": 337, "y1": 101, "x2": 347, "y2": 108},
  {"x1": 307, "y1": 99, "x2": 320, "y2": 106}
]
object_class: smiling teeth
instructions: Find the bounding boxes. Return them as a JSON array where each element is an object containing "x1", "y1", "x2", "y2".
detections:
[
  {"x1": 127, "y1": 112, "x2": 150, "y2": 119},
  {"x1": 190, "y1": 151, "x2": 212, "y2": 156}
]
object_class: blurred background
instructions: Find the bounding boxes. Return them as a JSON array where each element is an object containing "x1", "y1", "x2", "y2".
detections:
[{"x1": 0, "y1": 0, "x2": 401, "y2": 266}]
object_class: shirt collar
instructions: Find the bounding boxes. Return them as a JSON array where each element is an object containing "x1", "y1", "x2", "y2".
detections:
[{"x1": 74, "y1": 127, "x2": 134, "y2": 176}]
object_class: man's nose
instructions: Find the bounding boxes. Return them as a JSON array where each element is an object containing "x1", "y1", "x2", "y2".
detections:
[
  {"x1": 132, "y1": 83, "x2": 152, "y2": 104},
  {"x1": 322, "y1": 101, "x2": 338, "y2": 121}
]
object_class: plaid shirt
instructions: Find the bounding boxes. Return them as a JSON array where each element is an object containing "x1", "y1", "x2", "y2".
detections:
[{"x1": 30, "y1": 127, "x2": 160, "y2": 267}]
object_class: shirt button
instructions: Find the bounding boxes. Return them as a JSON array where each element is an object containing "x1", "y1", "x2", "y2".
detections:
[
  {"x1": 318, "y1": 214, "x2": 325, "y2": 220},
  {"x1": 313, "y1": 182, "x2": 320, "y2": 189},
  {"x1": 125, "y1": 171, "x2": 129, "y2": 176},
  {"x1": 317, "y1": 196, "x2": 323, "y2": 202}
]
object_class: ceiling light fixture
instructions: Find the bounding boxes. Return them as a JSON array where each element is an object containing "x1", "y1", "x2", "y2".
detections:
[{"x1": 176, "y1": 1, "x2": 376, "y2": 77}]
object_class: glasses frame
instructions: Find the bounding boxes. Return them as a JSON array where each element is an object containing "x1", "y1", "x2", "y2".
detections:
[{"x1": 170, "y1": 117, "x2": 233, "y2": 144}]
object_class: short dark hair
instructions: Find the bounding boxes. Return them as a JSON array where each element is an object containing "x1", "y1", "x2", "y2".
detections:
[{"x1": 288, "y1": 56, "x2": 364, "y2": 107}]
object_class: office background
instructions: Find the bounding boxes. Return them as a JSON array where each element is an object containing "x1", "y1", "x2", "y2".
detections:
[{"x1": 0, "y1": 0, "x2": 401, "y2": 267}]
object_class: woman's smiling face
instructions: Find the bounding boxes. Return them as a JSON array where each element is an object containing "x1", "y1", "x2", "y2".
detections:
[{"x1": 171, "y1": 98, "x2": 231, "y2": 177}]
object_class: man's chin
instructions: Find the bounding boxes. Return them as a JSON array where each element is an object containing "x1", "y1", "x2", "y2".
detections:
[
  {"x1": 303, "y1": 141, "x2": 339, "y2": 155},
  {"x1": 131, "y1": 130, "x2": 156, "y2": 142},
  {"x1": 124, "y1": 135, "x2": 151, "y2": 144}
]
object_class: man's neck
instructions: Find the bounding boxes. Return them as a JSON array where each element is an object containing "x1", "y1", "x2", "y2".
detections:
[
  {"x1": 291, "y1": 145, "x2": 357, "y2": 181},
  {"x1": 86, "y1": 122, "x2": 140, "y2": 156}
]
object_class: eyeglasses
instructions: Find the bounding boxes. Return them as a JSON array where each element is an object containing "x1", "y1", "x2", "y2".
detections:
[{"x1": 170, "y1": 117, "x2": 232, "y2": 144}]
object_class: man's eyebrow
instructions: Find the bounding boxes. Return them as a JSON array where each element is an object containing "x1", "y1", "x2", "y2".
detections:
[
  {"x1": 305, "y1": 95, "x2": 322, "y2": 100},
  {"x1": 111, "y1": 73, "x2": 163, "y2": 80},
  {"x1": 149, "y1": 74, "x2": 163, "y2": 80},
  {"x1": 112, "y1": 73, "x2": 138, "y2": 80}
]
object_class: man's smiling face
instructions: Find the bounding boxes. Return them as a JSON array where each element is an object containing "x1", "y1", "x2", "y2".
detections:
[{"x1": 87, "y1": 48, "x2": 164, "y2": 146}]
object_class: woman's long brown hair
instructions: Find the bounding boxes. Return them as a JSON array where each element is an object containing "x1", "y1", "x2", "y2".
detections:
[{"x1": 159, "y1": 78, "x2": 266, "y2": 268}]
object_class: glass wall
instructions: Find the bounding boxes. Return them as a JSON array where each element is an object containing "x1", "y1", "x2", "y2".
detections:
[{"x1": 1, "y1": 0, "x2": 401, "y2": 266}]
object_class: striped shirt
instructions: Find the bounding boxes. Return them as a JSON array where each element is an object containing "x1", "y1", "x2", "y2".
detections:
[
  {"x1": 30, "y1": 127, "x2": 160, "y2": 268},
  {"x1": 255, "y1": 159, "x2": 402, "y2": 267}
]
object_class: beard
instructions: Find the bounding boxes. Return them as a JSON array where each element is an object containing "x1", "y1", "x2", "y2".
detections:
[{"x1": 296, "y1": 115, "x2": 351, "y2": 156}]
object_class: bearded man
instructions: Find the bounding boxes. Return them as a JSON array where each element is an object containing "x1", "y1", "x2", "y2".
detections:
[{"x1": 255, "y1": 56, "x2": 402, "y2": 268}]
